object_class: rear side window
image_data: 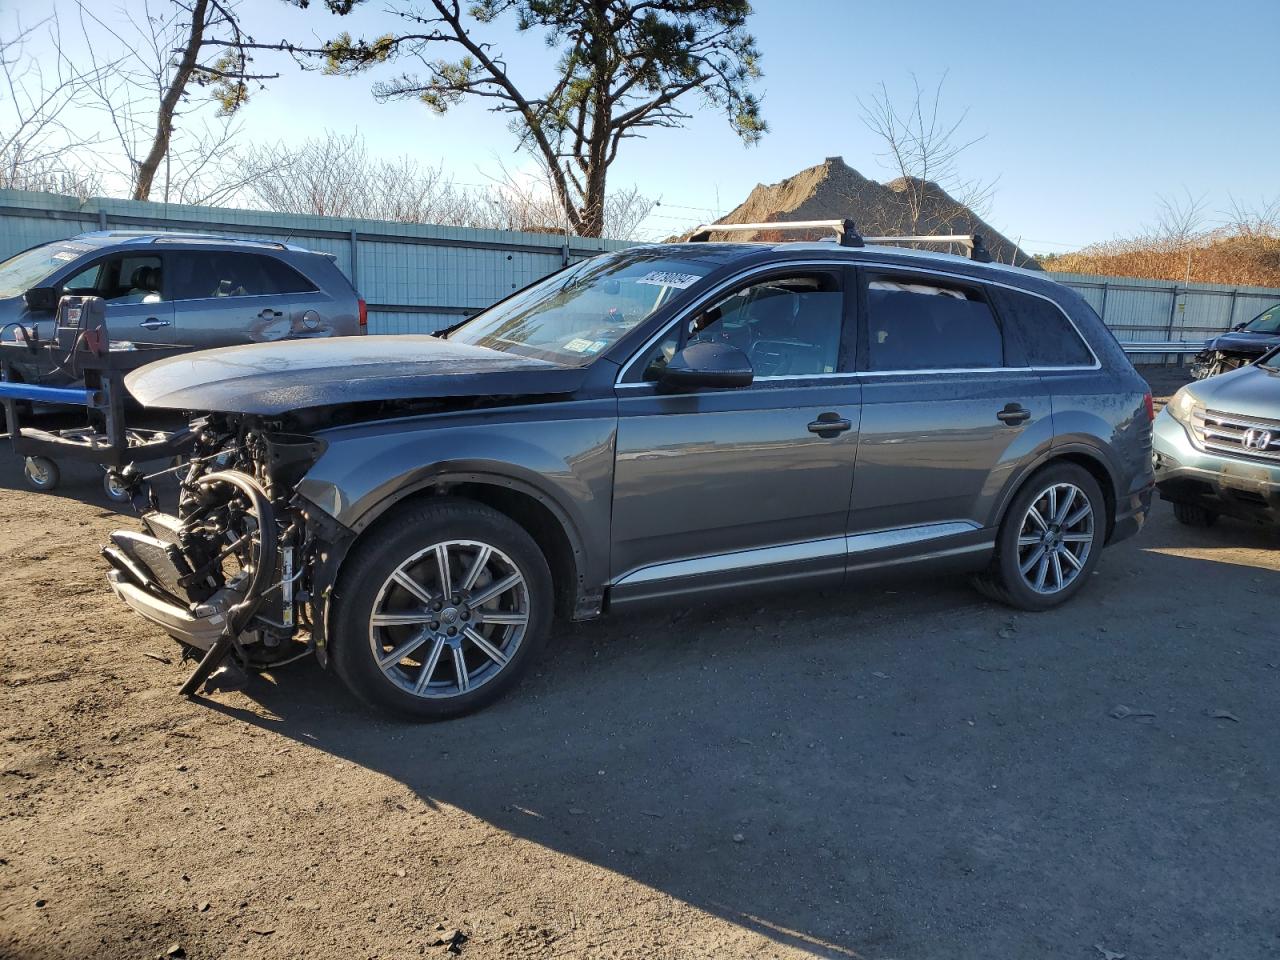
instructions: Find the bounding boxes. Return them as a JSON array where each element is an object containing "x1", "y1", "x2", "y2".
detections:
[
  {"x1": 170, "y1": 252, "x2": 316, "y2": 300},
  {"x1": 865, "y1": 276, "x2": 1003, "y2": 371},
  {"x1": 997, "y1": 288, "x2": 1094, "y2": 367}
]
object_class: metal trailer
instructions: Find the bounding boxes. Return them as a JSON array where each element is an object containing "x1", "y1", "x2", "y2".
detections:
[{"x1": 1, "y1": 301, "x2": 194, "y2": 500}]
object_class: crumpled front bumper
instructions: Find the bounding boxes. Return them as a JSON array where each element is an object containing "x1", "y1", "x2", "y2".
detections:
[
  {"x1": 1152, "y1": 407, "x2": 1280, "y2": 523},
  {"x1": 105, "y1": 569, "x2": 233, "y2": 651}
]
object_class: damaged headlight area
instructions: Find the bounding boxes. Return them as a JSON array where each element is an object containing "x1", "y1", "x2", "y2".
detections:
[{"x1": 101, "y1": 414, "x2": 330, "y2": 693}]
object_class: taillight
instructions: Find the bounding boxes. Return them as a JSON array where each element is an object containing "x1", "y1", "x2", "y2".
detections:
[
  {"x1": 1143, "y1": 392, "x2": 1155, "y2": 422},
  {"x1": 357, "y1": 298, "x2": 368, "y2": 333}
]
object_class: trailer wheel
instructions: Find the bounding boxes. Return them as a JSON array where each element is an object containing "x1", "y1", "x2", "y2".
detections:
[
  {"x1": 103, "y1": 470, "x2": 132, "y2": 503},
  {"x1": 23, "y1": 456, "x2": 60, "y2": 492}
]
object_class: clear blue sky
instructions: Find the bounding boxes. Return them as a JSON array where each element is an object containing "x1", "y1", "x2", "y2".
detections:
[{"x1": 8, "y1": 0, "x2": 1279, "y2": 252}]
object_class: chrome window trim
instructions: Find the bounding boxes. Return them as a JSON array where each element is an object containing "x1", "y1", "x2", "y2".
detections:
[
  {"x1": 615, "y1": 258, "x2": 855, "y2": 385},
  {"x1": 862, "y1": 265, "x2": 1102, "y2": 372},
  {"x1": 611, "y1": 520, "x2": 981, "y2": 587},
  {"x1": 615, "y1": 258, "x2": 1101, "y2": 387},
  {"x1": 613, "y1": 365, "x2": 1078, "y2": 393}
]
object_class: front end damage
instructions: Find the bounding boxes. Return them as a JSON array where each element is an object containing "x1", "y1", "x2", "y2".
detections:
[{"x1": 101, "y1": 416, "x2": 342, "y2": 693}]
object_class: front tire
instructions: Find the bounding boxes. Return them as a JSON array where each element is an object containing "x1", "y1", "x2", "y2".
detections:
[
  {"x1": 330, "y1": 498, "x2": 553, "y2": 720},
  {"x1": 1172, "y1": 501, "x2": 1218, "y2": 527},
  {"x1": 973, "y1": 463, "x2": 1106, "y2": 611}
]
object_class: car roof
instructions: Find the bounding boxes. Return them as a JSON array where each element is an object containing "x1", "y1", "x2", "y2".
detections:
[
  {"x1": 67, "y1": 231, "x2": 319, "y2": 255},
  {"x1": 627, "y1": 239, "x2": 1052, "y2": 289}
]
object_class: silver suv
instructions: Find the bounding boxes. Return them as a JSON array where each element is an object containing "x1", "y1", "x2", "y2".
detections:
[
  {"x1": 103, "y1": 236, "x2": 1156, "y2": 719},
  {"x1": 0, "y1": 231, "x2": 365, "y2": 385},
  {"x1": 1155, "y1": 352, "x2": 1280, "y2": 525}
]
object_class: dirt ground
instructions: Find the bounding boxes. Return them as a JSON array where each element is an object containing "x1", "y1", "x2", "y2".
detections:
[{"x1": 2, "y1": 368, "x2": 1278, "y2": 960}]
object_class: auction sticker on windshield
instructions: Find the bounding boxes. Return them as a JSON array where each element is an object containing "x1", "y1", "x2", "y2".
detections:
[{"x1": 636, "y1": 271, "x2": 701, "y2": 289}]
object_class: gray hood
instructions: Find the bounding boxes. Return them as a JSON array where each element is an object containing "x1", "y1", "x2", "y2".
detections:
[
  {"x1": 1205, "y1": 329, "x2": 1280, "y2": 356},
  {"x1": 1189, "y1": 359, "x2": 1280, "y2": 420},
  {"x1": 125, "y1": 335, "x2": 587, "y2": 415}
]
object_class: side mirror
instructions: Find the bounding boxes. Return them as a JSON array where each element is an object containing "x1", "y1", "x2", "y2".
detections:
[
  {"x1": 24, "y1": 287, "x2": 58, "y2": 312},
  {"x1": 1233, "y1": 322, "x2": 1248, "y2": 331},
  {"x1": 658, "y1": 339, "x2": 753, "y2": 390}
]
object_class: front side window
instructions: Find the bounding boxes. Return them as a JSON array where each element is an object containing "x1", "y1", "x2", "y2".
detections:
[
  {"x1": 169, "y1": 252, "x2": 315, "y2": 300},
  {"x1": 448, "y1": 250, "x2": 715, "y2": 366},
  {"x1": 63, "y1": 254, "x2": 163, "y2": 303},
  {"x1": 865, "y1": 276, "x2": 1003, "y2": 371},
  {"x1": 634, "y1": 271, "x2": 845, "y2": 381}
]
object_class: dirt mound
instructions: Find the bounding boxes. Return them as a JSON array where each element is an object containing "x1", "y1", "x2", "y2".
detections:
[{"x1": 697, "y1": 157, "x2": 1038, "y2": 268}]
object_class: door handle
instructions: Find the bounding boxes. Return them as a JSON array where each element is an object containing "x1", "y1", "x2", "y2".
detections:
[
  {"x1": 258, "y1": 309, "x2": 283, "y2": 320},
  {"x1": 138, "y1": 318, "x2": 170, "y2": 329},
  {"x1": 996, "y1": 403, "x2": 1031, "y2": 425},
  {"x1": 807, "y1": 413, "x2": 853, "y2": 438}
]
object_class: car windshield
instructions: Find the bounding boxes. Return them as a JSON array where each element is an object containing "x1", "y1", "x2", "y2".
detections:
[
  {"x1": 447, "y1": 250, "x2": 713, "y2": 365},
  {"x1": 0, "y1": 240, "x2": 95, "y2": 299},
  {"x1": 1245, "y1": 303, "x2": 1280, "y2": 334}
]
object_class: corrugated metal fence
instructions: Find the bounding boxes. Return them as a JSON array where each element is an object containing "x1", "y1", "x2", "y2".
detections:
[
  {"x1": 1, "y1": 189, "x2": 1277, "y2": 356},
  {"x1": 0, "y1": 189, "x2": 628, "y2": 335}
]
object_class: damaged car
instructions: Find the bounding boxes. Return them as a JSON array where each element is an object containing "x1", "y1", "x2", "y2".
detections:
[
  {"x1": 103, "y1": 238, "x2": 1155, "y2": 719},
  {"x1": 1191, "y1": 301, "x2": 1280, "y2": 379}
]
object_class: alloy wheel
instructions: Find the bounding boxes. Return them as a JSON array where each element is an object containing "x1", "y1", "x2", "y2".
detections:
[
  {"x1": 368, "y1": 539, "x2": 530, "y2": 699},
  {"x1": 1016, "y1": 482, "x2": 1095, "y2": 595}
]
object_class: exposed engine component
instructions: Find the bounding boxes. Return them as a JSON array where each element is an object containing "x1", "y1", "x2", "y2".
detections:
[{"x1": 102, "y1": 415, "x2": 323, "y2": 694}]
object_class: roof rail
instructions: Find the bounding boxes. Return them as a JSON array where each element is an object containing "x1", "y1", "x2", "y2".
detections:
[
  {"x1": 686, "y1": 218, "x2": 865, "y2": 248},
  {"x1": 147, "y1": 234, "x2": 289, "y2": 250},
  {"x1": 685, "y1": 220, "x2": 993, "y2": 262}
]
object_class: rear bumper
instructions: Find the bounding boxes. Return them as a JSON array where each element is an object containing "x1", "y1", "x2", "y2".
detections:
[
  {"x1": 1110, "y1": 481, "x2": 1153, "y2": 545},
  {"x1": 1152, "y1": 408, "x2": 1280, "y2": 523}
]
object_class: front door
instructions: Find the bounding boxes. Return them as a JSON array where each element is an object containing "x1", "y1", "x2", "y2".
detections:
[
  {"x1": 847, "y1": 269, "x2": 1050, "y2": 570},
  {"x1": 58, "y1": 251, "x2": 179, "y2": 344},
  {"x1": 610, "y1": 266, "x2": 860, "y2": 603}
]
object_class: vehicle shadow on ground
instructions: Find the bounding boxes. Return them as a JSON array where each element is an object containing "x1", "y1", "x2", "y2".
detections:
[{"x1": 204, "y1": 514, "x2": 1280, "y2": 958}]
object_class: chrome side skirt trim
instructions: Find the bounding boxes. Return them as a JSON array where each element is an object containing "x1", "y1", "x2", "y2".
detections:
[
  {"x1": 612, "y1": 536, "x2": 845, "y2": 587},
  {"x1": 611, "y1": 520, "x2": 983, "y2": 587},
  {"x1": 846, "y1": 520, "x2": 980, "y2": 553}
]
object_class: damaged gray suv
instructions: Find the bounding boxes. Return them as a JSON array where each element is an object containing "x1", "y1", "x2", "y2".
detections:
[{"x1": 104, "y1": 232, "x2": 1155, "y2": 719}]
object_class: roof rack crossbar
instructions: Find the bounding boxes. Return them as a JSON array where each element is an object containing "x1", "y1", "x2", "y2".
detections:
[
  {"x1": 864, "y1": 233, "x2": 993, "y2": 263},
  {"x1": 687, "y1": 218, "x2": 865, "y2": 248},
  {"x1": 686, "y1": 221, "x2": 994, "y2": 262}
]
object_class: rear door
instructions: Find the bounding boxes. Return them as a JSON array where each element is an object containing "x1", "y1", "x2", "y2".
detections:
[
  {"x1": 847, "y1": 268, "x2": 1051, "y2": 569},
  {"x1": 167, "y1": 250, "x2": 319, "y2": 349}
]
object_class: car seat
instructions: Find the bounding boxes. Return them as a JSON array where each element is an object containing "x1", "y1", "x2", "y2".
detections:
[{"x1": 119, "y1": 264, "x2": 163, "y2": 304}]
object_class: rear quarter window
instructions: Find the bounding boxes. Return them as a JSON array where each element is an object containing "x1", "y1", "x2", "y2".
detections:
[{"x1": 997, "y1": 287, "x2": 1095, "y2": 367}]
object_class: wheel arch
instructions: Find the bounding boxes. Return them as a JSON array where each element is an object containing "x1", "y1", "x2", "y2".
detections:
[
  {"x1": 994, "y1": 444, "x2": 1119, "y2": 541},
  {"x1": 313, "y1": 471, "x2": 597, "y2": 659}
]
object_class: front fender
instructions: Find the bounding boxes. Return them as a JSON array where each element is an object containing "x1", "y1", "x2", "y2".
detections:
[{"x1": 296, "y1": 398, "x2": 618, "y2": 593}]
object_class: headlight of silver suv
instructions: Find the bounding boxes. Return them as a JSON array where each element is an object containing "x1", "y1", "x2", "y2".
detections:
[{"x1": 1166, "y1": 385, "x2": 1204, "y2": 429}]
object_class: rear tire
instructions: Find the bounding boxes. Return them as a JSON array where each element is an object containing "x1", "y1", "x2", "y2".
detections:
[
  {"x1": 330, "y1": 497, "x2": 553, "y2": 720},
  {"x1": 1172, "y1": 501, "x2": 1218, "y2": 527},
  {"x1": 972, "y1": 462, "x2": 1106, "y2": 611}
]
